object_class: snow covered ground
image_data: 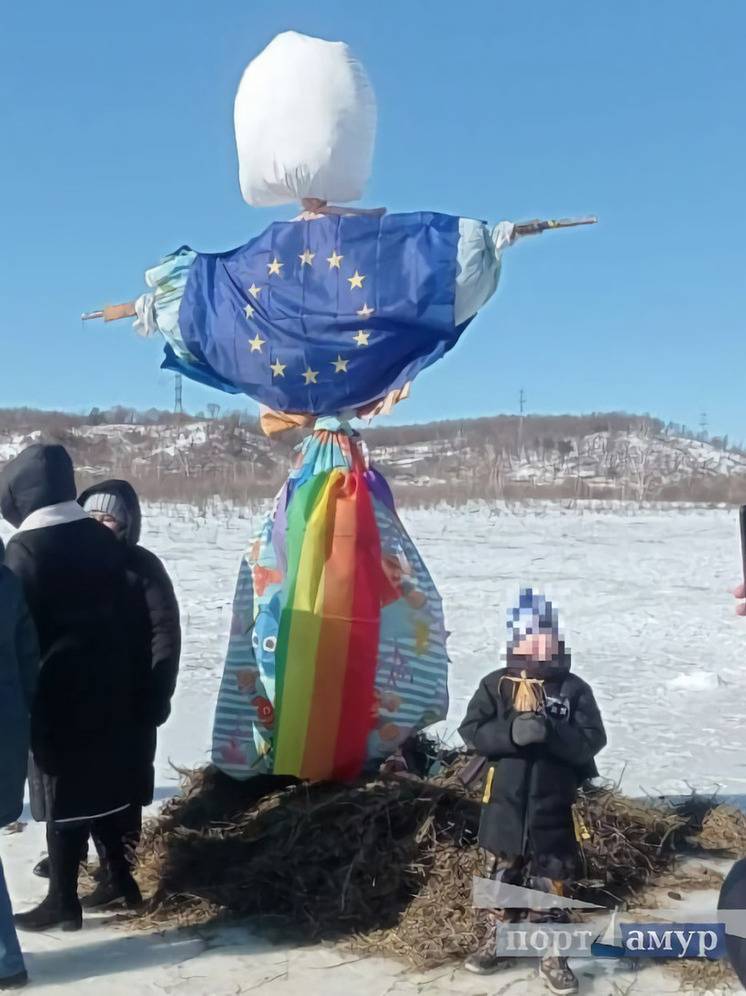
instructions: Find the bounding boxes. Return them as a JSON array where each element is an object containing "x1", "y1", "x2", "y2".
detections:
[
  {"x1": 125, "y1": 500, "x2": 746, "y2": 800},
  {"x1": 2, "y1": 501, "x2": 745, "y2": 994}
]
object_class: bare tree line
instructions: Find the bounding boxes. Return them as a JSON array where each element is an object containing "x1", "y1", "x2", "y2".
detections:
[{"x1": 1, "y1": 406, "x2": 745, "y2": 508}]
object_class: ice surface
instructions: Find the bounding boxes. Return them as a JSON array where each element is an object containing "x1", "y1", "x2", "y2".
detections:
[
  {"x1": 152, "y1": 501, "x2": 746, "y2": 799},
  {"x1": 3, "y1": 500, "x2": 744, "y2": 796}
]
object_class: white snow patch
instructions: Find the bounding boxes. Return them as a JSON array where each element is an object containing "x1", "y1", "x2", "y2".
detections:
[{"x1": 668, "y1": 671, "x2": 724, "y2": 691}]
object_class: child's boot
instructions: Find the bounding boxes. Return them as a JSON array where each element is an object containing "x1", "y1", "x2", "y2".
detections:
[
  {"x1": 539, "y1": 955, "x2": 578, "y2": 994},
  {"x1": 463, "y1": 948, "x2": 516, "y2": 975},
  {"x1": 464, "y1": 916, "x2": 516, "y2": 976}
]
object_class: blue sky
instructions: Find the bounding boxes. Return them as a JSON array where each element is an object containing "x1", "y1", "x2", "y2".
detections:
[{"x1": 1, "y1": 1, "x2": 744, "y2": 438}]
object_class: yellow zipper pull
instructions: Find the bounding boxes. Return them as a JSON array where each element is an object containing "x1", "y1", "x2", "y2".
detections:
[
  {"x1": 572, "y1": 805, "x2": 591, "y2": 842},
  {"x1": 482, "y1": 765, "x2": 495, "y2": 804}
]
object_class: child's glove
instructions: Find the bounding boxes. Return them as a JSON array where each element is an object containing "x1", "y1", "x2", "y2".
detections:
[{"x1": 511, "y1": 712, "x2": 548, "y2": 746}]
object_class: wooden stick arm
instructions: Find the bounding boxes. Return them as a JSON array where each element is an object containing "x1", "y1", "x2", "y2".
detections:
[
  {"x1": 81, "y1": 302, "x2": 137, "y2": 322},
  {"x1": 513, "y1": 215, "x2": 598, "y2": 237}
]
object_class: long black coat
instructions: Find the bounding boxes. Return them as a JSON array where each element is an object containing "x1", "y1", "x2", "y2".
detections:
[
  {"x1": 0, "y1": 538, "x2": 38, "y2": 828},
  {"x1": 459, "y1": 662, "x2": 607, "y2": 879},
  {"x1": 79, "y1": 480, "x2": 181, "y2": 805},
  {"x1": 0, "y1": 446, "x2": 142, "y2": 823}
]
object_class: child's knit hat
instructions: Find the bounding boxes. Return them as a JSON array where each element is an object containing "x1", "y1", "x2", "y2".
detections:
[{"x1": 506, "y1": 587, "x2": 559, "y2": 650}]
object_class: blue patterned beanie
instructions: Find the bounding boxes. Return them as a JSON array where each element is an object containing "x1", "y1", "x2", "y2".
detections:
[{"x1": 507, "y1": 587, "x2": 559, "y2": 650}]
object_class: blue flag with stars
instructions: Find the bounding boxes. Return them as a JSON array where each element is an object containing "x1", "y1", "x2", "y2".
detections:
[{"x1": 165, "y1": 212, "x2": 467, "y2": 414}]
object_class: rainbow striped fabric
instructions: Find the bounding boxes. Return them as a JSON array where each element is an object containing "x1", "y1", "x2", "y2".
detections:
[
  {"x1": 273, "y1": 466, "x2": 383, "y2": 779},
  {"x1": 211, "y1": 419, "x2": 449, "y2": 782}
]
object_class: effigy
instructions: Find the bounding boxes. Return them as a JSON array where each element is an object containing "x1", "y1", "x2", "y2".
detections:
[{"x1": 83, "y1": 31, "x2": 595, "y2": 781}]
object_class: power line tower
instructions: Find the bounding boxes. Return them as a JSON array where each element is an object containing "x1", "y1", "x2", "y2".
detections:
[
  {"x1": 699, "y1": 411, "x2": 708, "y2": 438},
  {"x1": 518, "y1": 388, "x2": 526, "y2": 453},
  {"x1": 174, "y1": 374, "x2": 183, "y2": 416}
]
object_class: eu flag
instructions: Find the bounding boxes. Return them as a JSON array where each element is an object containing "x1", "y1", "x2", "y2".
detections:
[{"x1": 168, "y1": 211, "x2": 466, "y2": 414}]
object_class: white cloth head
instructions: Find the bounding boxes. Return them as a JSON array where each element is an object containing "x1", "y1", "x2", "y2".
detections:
[{"x1": 234, "y1": 31, "x2": 377, "y2": 207}]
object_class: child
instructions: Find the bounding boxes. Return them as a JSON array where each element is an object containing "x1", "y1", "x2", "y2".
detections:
[
  {"x1": 0, "y1": 537, "x2": 38, "y2": 989},
  {"x1": 459, "y1": 588, "x2": 606, "y2": 996}
]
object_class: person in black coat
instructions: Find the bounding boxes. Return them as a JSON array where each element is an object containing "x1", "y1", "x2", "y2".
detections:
[
  {"x1": 0, "y1": 537, "x2": 38, "y2": 989},
  {"x1": 75, "y1": 479, "x2": 180, "y2": 908},
  {"x1": 0, "y1": 445, "x2": 144, "y2": 931},
  {"x1": 458, "y1": 588, "x2": 606, "y2": 995}
]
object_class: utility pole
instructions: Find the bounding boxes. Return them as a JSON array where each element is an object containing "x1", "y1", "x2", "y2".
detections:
[
  {"x1": 174, "y1": 373, "x2": 184, "y2": 416},
  {"x1": 518, "y1": 388, "x2": 526, "y2": 454}
]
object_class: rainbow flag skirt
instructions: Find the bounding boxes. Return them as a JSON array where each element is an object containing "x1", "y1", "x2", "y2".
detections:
[{"x1": 211, "y1": 418, "x2": 449, "y2": 782}]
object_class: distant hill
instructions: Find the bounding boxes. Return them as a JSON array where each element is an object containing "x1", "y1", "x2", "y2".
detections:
[{"x1": 1, "y1": 407, "x2": 744, "y2": 506}]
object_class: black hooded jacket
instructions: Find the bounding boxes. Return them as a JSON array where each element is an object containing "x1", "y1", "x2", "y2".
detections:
[
  {"x1": 459, "y1": 655, "x2": 607, "y2": 879},
  {"x1": 0, "y1": 444, "x2": 76, "y2": 527},
  {"x1": 0, "y1": 445, "x2": 141, "y2": 823},
  {"x1": 79, "y1": 480, "x2": 181, "y2": 804}
]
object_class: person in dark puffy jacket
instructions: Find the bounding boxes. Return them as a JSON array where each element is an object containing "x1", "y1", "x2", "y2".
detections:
[
  {"x1": 0, "y1": 537, "x2": 38, "y2": 989},
  {"x1": 76, "y1": 479, "x2": 180, "y2": 908},
  {"x1": 0, "y1": 445, "x2": 144, "y2": 932},
  {"x1": 459, "y1": 588, "x2": 606, "y2": 996},
  {"x1": 32, "y1": 479, "x2": 182, "y2": 909}
]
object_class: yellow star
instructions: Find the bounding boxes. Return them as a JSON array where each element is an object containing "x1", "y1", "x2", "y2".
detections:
[
  {"x1": 244, "y1": 303, "x2": 255, "y2": 319},
  {"x1": 248, "y1": 333, "x2": 266, "y2": 353},
  {"x1": 248, "y1": 283, "x2": 262, "y2": 299},
  {"x1": 347, "y1": 270, "x2": 365, "y2": 290},
  {"x1": 270, "y1": 359, "x2": 286, "y2": 378},
  {"x1": 299, "y1": 249, "x2": 315, "y2": 267},
  {"x1": 332, "y1": 355, "x2": 349, "y2": 373},
  {"x1": 353, "y1": 330, "x2": 370, "y2": 347},
  {"x1": 267, "y1": 257, "x2": 283, "y2": 276},
  {"x1": 302, "y1": 366, "x2": 319, "y2": 385},
  {"x1": 356, "y1": 303, "x2": 375, "y2": 320},
  {"x1": 327, "y1": 250, "x2": 343, "y2": 269}
]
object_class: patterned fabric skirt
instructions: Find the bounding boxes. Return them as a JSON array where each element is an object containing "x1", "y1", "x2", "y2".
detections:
[{"x1": 211, "y1": 418, "x2": 449, "y2": 781}]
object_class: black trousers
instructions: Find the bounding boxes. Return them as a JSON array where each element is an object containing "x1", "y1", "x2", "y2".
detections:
[{"x1": 48, "y1": 806, "x2": 141, "y2": 904}]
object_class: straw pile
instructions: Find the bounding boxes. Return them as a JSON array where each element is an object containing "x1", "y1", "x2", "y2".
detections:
[
  {"x1": 573, "y1": 785, "x2": 687, "y2": 904},
  {"x1": 131, "y1": 745, "x2": 730, "y2": 969},
  {"x1": 694, "y1": 805, "x2": 746, "y2": 857}
]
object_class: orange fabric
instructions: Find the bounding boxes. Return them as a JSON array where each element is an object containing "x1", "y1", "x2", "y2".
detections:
[
  {"x1": 259, "y1": 383, "x2": 414, "y2": 438},
  {"x1": 259, "y1": 406, "x2": 315, "y2": 437}
]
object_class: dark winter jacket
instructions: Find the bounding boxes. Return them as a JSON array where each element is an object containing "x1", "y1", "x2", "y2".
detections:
[
  {"x1": 459, "y1": 658, "x2": 606, "y2": 879},
  {"x1": 0, "y1": 538, "x2": 39, "y2": 828},
  {"x1": 79, "y1": 480, "x2": 181, "y2": 805},
  {"x1": 0, "y1": 445, "x2": 142, "y2": 823}
]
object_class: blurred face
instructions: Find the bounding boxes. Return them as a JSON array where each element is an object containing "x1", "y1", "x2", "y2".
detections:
[
  {"x1": 90, "y1": 511, "x2": 120, "y2": 533},
  {"x1": 513, "y1": 632, "x2": 559, "y2": 661}
]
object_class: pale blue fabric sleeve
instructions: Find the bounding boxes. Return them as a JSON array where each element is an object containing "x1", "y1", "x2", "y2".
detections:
[
  {"x1": 134, "y1": 248, "x2": 198, "y2": 361},
  {"x1": 455, "y1": 218, "x2": 514, "y2": 325}
]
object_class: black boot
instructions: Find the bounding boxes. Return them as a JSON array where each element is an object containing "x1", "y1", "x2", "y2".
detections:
[
  {"x1": 84, "y1": 809, "x2": 143, "y2": 912},
  {"x1": 14, "y1": 826, "x2": 83, "y2": 933},
  {"x1": 33, "y1": 835, "x2": 89, "y2": 880},
  {"x1": 81, "y1": 871, "x2": 142, "y2": 912},
  {"x1": 32, "y1": 857, "x2": 50, "y2": 880},
  {"x1": 0, "y1": 972, "x2": 28, "y2": 990},
  {"x1": 13, "y1": 893, "x2": 82, "y2": 933}
]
